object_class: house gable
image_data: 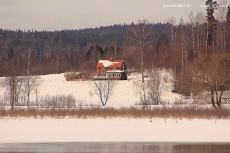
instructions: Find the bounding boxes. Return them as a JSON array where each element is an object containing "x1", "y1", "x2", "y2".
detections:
[{"x1": 96, "y1": 59, "x2": 127, "y2": 77}]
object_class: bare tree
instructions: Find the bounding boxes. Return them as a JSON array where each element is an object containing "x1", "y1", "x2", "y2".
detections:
[
  {"x1": 22, "y1": 48, "x2": 42, "y2": 110},
  {"x1": 166, "y1": 16, "x2": 177, "y2": 44},
  {"x1": 194, "y1": 11, "x2": 206, "y2": 55},
  {"x1": 147, "y1": 69, "x2": 162, "y2": 105},
  {"x1": 126, "y1": 19, "x2": 154, "y2": 83},
  {"x1": 22, "y1": 75, "x2": 41, "y2": 110},
  {"x1": 189, "y1": 12, "x2": 195, "y2": 59},
  {"x1": 4, "y1": 48, "x2": 18, "y2": 110},
  {"x1": 134, "y1": 69, "x2": 162, "y2": 109},
  {"x1": 191, "y1": 54, "x2": 230, "y2": 108},
  {"x1": 172, "y1": 17, "x2": 191, "y2": 96},
  {"x1": 3, "y1": 76, "x2": 26, "y2": 108},
  {"x1": 134, "y1": 81, "x2": 148, "y2": 109},
  {"x1": 90, "y1": 80, "x2": 117, "y2": 106}
]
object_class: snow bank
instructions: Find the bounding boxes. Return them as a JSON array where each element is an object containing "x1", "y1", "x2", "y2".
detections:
[{"x1": 0, "y1": 118, "x2": 230, "y2": 143}]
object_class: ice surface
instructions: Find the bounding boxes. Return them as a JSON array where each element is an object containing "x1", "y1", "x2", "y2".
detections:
[{"x1": 0, "y1": 118, "x2": 229, "y2": 143}]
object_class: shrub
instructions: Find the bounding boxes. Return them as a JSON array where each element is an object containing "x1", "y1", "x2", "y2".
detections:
[
  {"x1": 40, "y1": 94, "x2": 76, "y2": 108},
  {"x1": 64, "y1": 72, "x2": 76, "y2": 81}
]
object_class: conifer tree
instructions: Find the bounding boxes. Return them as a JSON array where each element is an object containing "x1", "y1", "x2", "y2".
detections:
[
  {"x1": 205, "y1": 0, "x2": 218, "y2": 53},
  {"x1": 226, "y1": 5, "x2": 230, "y2": 52},
  {"x1": 7, "y1": 48, "x2": 17, "y2": 110},
  {"x1": 227, "y1": 5, "x2": 230, "y2": 21}
]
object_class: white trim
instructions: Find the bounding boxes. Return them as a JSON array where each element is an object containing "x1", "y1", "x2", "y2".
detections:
[{"x1": 106, "y1": 70, "x2": 125, "y2": 73}]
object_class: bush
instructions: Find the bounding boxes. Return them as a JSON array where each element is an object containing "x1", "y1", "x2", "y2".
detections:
[
  {"x1": 40, "y1": 94, "x2": 76, "y2": 108},
  {"x1": 64, "y1": 72, "x2": 76, "y2": 81}
]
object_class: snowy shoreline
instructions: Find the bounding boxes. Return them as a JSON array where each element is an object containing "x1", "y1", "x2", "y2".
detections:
[{"x1": 1, "y1": 118, "x2": 230, "y2": 143}]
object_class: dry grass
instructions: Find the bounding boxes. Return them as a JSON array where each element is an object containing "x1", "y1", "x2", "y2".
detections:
[{"x1": 0, "y1": 105, "x2": 229, "y2": 119}]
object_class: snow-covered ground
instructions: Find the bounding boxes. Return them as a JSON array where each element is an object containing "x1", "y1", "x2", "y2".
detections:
[
  {"x1": 0, "y1": 70, "x2": 230, "y2": 143},
  {"x1": 1, "y1": 118, "x2": 230, "y2": 143},
  {"x1": 0, "y1": 69, "x2": 183, "y2": 107},
  {"x1": 38, "y1": 70, "x2": 182, "y2": 106}
]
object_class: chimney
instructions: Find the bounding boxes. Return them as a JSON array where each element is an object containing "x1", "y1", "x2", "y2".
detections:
[{"x1": 109, "y1": 57, "x2": 113, "y2": 61}]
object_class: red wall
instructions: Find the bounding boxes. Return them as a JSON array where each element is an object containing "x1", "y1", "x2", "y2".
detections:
[
  {"x1": 97, "y1": 67, "x2": 119, "y2": 76},
  {"x1": 96, "y1": 62, "x2": 127, "y2": 76}
]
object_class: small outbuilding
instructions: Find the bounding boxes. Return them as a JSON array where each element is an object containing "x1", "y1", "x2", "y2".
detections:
[{"x1": 76, "y1": 72, "x2": 90, "y2": 80}]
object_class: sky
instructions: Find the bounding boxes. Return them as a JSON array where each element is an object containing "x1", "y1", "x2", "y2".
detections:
[{"x1": 0, "y1": 0, "x2": 229, "y2": 31}]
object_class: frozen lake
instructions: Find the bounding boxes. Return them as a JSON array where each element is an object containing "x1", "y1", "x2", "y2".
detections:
[{"x1": 1, "y1": 142, "x2": 230, "y2": 153}]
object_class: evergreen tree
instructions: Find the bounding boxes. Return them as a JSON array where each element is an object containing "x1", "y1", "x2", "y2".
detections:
[
  {"x1": 226, "y1": 5, "x2": 230, "y2": 52},
  {"x1": 7, "y1": 48, "x2": 17, "y2": 110},
  {"x1": 205, "y1": 0, "x2": 218, "y2": 53},
  {"x1": 227, "y1": 5, "x2": 230, "y2": 22}
]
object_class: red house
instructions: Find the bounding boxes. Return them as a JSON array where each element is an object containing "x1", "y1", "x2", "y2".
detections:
[{"x1": 96, "y1": 58, "x2": 127, "y2": 80}]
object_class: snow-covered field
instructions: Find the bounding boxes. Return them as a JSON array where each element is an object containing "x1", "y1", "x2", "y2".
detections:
[
  {"x1": 38, "y1": 70, "x2": 180, "y2": 107},
  {"x1": 0, "y1": 69, "x2": 183, "y2": 107},
  {"x1": 0, "y1": 70, "x2": 230, "y2": 143}
]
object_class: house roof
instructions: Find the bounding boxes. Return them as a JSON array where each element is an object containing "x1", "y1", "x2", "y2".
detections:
[{"x1": 96, "y1": 60, "x2": 124, "y2": 68}]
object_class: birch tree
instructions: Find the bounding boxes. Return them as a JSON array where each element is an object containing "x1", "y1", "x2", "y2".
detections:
[
  {"x1": 23, "y1": 48, "x2": 42, "y2": 110},
  {"x1": 166, "y1": 16, "x2": 177, "y2": 44},
  {"x1": 126, "y1": 19, "x2": 154, "y2": 83},
  {"x1": 189, "y1": 12, "x2": 195, "y2": 59}
]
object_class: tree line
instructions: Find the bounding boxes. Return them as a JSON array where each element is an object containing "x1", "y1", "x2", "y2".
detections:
[{"x1": 0, "y1": 23, "x2": 167, "y2": 76}]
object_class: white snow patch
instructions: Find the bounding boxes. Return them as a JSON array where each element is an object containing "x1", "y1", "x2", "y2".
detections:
[{"x1": 98, "y1": 60, "x2": 120, "y2": 67}]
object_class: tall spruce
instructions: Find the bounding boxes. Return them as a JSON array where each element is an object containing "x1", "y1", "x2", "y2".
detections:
[
  {"x1": 227, "y1": 5, "x2": 230, "y2": 22},
  {"x1": 205, "y1": 0, "x2": 218, "y2": 53},
  {"x1": 7, "y1": 48, "x2": 17, "y2": 110},
  {"x1": 226, "y1": 5, "x2": 230, "y2": 52}
]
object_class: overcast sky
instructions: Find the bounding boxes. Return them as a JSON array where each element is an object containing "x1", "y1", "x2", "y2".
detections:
[{"x1": 0, "y1": 0, "x2": 229, "y2": 31}]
